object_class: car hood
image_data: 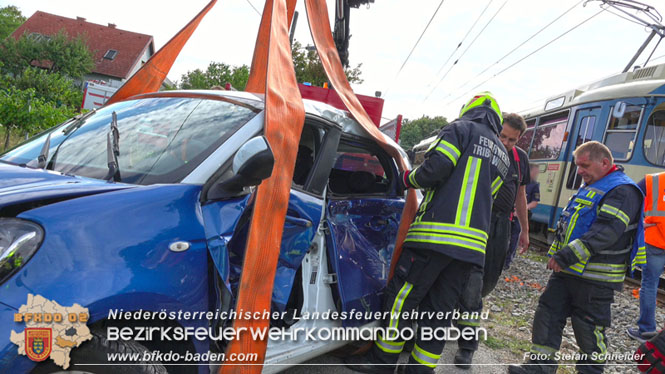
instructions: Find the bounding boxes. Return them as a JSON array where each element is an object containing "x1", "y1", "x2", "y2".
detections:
[{"x1": 0, "y1": 163, "x2": 134, "y2": 212}]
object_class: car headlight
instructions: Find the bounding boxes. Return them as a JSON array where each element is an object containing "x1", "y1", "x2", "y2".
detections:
[{"x1": 0, "y1": 218, "x2": 44, "y2": 283}]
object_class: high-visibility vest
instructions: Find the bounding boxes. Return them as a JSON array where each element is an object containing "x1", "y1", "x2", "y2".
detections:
[
  {"x1": 548, "y1": 170, "x2": 645, "y2": 283},
  {"x1": 645, "y1": 172, "x2": 665, "y2": 249},
  {"x1": 402, "y1": 108, "x2": 509, "y2": 268}
]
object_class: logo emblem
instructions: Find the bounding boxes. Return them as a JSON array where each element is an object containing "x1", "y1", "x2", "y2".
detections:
[{"x1": 25, "y1": 328, "x2": 52, "y2": 362}]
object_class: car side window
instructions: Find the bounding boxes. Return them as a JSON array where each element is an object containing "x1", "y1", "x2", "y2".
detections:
[
  {"x1": 327, "y1": 140, "x2": 395, "y2": 196},
  {"x1": 292, "y1": 124, "x2": 323, "y2": 188}
]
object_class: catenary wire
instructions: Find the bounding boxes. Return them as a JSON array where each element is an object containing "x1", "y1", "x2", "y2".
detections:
[
  {"x1": 245, "y1": 0, "x2": 261, "y2": 16},
  {"x1": 383, "y1": 0, "x2": 447, "y2": 97},
  {"x1": 423, "y1": 0, "x2": 509, "y2": 102},
  {"x1": 443, "y1": 8, "x2": 605, "y2": 108},
  {"x1": 431, "y1": 0, "x2": 495, "y2": 80},
  {"x1": 441, "y1": 0, "x2": 584, "y2": 103}
]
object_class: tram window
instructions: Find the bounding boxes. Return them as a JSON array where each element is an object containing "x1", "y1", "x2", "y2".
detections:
[
  {"x1": 603, "y1": 105, "x2": 642, "y2": 161},
  {"x1": 516, "y1": 120, "x2": 535, "y2": 153},
  {"x1": 644, "y1": 109, "x2": 665, "y2": 167},
  {"x1": 566, "y1": 115, "x2": 596, "y2": 189},
  {"x1": 529, "y1": 117, "x2": 567, "y2": 160},
  {"x1": 575, "y1": 116, "x2": 596, "y2": 147}
]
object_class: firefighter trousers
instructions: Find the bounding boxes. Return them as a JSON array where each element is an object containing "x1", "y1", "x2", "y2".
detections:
[
  {"x1": 529, "y1": 274, "x2": 613, "y2": 374},
  {"x1": 457, "y1": 211, "x2": 511, "y2": 351},
  {"x1": 370, "y1": 246, "x2": 472, "y2": 374}
]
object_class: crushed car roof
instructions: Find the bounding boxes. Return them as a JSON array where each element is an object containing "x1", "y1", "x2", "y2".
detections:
[{"x1": 129, "y1": 89, "x2": 409, "y2": 164}]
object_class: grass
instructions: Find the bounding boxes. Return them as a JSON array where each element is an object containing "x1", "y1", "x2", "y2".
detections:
[
  {"x1": 481, "y1": 298, "x2": 533, "y2": 357},
  {"x1": 483, "y1": 335, "x2": 507, "y2": 349},
  {"x1": 524, "y1": 251, "x2": 548, "y2": 263}
]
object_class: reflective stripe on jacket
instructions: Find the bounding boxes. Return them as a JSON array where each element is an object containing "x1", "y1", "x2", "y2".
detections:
[
  {"x1": 548, "y1": 170, "x2": 645, "y2": 283},
  {"x1": 645, "y1": 172, "x2": 665, "y2": 249},
  {"x1": 403, "y1": 107, "x2": 509, "y2": 267}
]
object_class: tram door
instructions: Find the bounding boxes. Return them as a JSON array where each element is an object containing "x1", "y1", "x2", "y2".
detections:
[{"x1": 555, "y1": 107, "x2": 601, "y2": 222}]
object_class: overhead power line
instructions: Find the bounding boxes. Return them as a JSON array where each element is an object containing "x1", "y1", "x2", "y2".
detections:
[
  {"x1": 423, "y1": 0, "x2": 509, "y2": 102},
  {"x1": 442, "y1": 0, "x2": 584, "y2": 103},
  {"x1": 431, "y1": 0, "x2": 495, "y2": 80},
  {"x1": 383, "y1": 0, "x2": 447, "y2": 97},
  {"x1": 245, "y1": 0, "x2": 261, "y2": 16},
  {"x1": 443, "y1": 8, "x2": 605, "y2": 108},
  {"x1": 394, "y1": 1, "x2": 447, "y2": 79}
]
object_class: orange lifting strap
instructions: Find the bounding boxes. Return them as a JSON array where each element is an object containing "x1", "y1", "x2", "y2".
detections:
[
  {"x1": 245, "y1": 0, "x2": 297, "y2": 93},
  {"x1": 303, "y1": 0, "x2": 418, "y2": 277},
  {"x1": 223, "y1": 1, "x2": 419, "y2": 371},
  {"x1": 104, "y1": 0, "x2": 217, "y2": 105},
  {"x1": 219, "y1": 0, "x2": 304, "y2": 372}
]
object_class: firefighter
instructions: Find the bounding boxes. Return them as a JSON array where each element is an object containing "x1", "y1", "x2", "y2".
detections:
[
  {"x1": 455, "y1": 113, "x2": 531, "y2": 369},
  {"x1": 633, "y1": 171, "x2": 665, "y2": 373},
  {"x1": 627, "y1": 171, "x2": 665, "y2": 342},
  {"x1": 508, "y1": 141, "x2": 646, "y2": 374},
  {"x1": 345, "y1": 92, "x2": 509, "y2": 374}
]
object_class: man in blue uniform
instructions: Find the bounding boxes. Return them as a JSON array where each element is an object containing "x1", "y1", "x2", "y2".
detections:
[
  {"x1": 509, "y1": 141, "x2": 646, "y2": 374},
  {"x1": 345, "y1": 92, "x2": 509, "y2": 374}
]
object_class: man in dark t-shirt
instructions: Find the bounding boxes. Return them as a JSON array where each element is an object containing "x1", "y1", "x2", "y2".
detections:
[
  {"x1": 455, "y1": 113, "x2": 531, "y2": 368},
  {"x1": 506, "y1": 164, "x2": 540, "y2": 269}
]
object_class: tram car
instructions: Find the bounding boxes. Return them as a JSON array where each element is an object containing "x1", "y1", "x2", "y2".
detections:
[{"x1": 518, "y1": 62, "x2": 665, "y2": 241}]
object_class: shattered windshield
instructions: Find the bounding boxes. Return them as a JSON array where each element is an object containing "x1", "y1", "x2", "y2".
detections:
[{"x1": 1, "y1": 97, "x2": 258, "y2": 185}]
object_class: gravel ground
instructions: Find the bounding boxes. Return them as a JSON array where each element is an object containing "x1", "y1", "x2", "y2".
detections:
[
  {"x1": 286, "y1": 251, "x2": 662, "y2": 373},
  {"x1": 482, "y1": 250, "x2": 663, "y2": 374}
]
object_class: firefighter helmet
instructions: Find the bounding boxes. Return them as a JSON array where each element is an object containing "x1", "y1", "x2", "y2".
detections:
[{"x1": 459, "y1": 91, "x2": 502, "y2": 124}]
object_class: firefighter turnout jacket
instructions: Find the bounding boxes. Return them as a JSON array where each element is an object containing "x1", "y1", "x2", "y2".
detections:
[
  {"x1": 402, "y1": 106, "x2": 510, "y2": 267},
  {"x1": 645, "y1": 172, "x2": 665, "y2": 249},
  {"x1": 548, "y1": 166, "x2": 646, "y2": 288}
]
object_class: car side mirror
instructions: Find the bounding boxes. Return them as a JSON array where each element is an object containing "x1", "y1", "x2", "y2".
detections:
[{"x1": 208, "y1": 136, "x2": 274, "y2": 199}]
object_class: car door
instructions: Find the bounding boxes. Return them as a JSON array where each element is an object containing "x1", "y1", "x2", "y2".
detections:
[
  {"x1": 324, "y1": 137, "x2": 405, "y2": 327},
  {"x1": 201, "y1": 118, "x2": 332, "y2": 319}
]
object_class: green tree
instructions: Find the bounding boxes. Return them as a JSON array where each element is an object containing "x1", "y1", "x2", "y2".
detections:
[
  {"x1": 0, "y1": 12, "x2": 94, "y2": 149},
  {"x1": 399, "y1": 115, "x2": 448, "y2": 150},
  {"x1": 291, "y1": 40, "x2": 363, "y2": 86},
  {"x1": 0, "y1": 85, "x2": 78, "y2": 149},
  {"x1": 177, "y1": 41, "x2": 364, "y2": 90},
  {"x1": 0, "y1": 5, "x2": 25, "y2": 39},
  {"x1": 11, "y1": 67, "x2": 82, "y2": 108},
  {"x1": 178, "y1": 62, "x2": 250, "y2": 90},
  {"x1": 0, "y1": 30, "x2": 94, "y2": 79}
]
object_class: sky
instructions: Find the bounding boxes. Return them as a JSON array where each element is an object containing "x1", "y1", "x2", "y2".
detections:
[{"x1": 5, "y1": 0, "x2": 665, "y2": 124}]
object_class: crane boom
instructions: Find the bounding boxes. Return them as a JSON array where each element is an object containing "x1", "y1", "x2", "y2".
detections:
[{"x1": 333, "y1": 0, "x2": 374, "y2": 67}]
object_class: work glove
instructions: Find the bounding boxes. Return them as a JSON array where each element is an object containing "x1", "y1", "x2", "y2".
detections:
[
  {"x1": 637, "y1": 330, "x2": 665, "y2": 373},
  {"x1": 399, "y1": 170, "x2": 412, "y2": 190}
]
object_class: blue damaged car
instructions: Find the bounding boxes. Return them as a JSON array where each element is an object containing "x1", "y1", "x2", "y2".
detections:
[{"x1": 0, "y1": 90, "x2": 408, "y2": 373}]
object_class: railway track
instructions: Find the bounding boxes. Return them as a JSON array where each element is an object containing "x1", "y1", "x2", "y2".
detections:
[{"x1": 528, "y1": 232, "x2": 665, "y2": 305}]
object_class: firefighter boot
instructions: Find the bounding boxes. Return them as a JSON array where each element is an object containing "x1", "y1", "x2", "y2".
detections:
[{"x1": 453, "y1": 348, "x2": 474, "y2": 369}]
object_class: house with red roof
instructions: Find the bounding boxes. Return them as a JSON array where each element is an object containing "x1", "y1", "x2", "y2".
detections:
[{"x1": 11, "y1": 11, "x2": 158, "y2": 89}]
